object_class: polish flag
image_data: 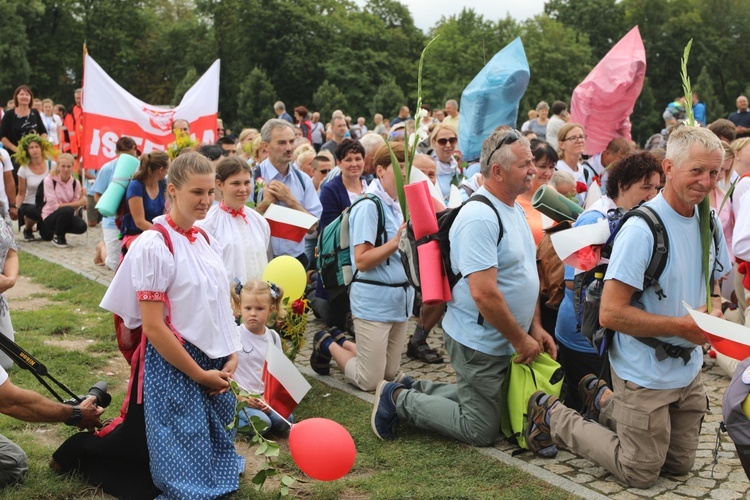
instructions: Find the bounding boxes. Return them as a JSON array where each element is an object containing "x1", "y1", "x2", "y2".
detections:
[
  {"x1": 264, "y1": 204, "x2": 318, "y2": 242},
  {"x1": 262, "y1": 342, "x2": 311, "y2": 419}
]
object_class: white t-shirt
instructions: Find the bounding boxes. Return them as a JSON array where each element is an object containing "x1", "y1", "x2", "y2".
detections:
[
  {"x1": 18, "y1": 162, "x2": 51, "y2": 205},
  {"x1": 233, "y1": 325, "x2": 282, "y2": 395},
  {"x1": 42, "y1": 114, "x2": 63, "y2": 146}
]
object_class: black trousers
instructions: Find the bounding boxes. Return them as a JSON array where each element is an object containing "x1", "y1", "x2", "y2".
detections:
[
  {"x1": 39, "y1": 206, "x2": 87, "y2": 240},
  {"x1": 557, "y1": 342, "x2": 609, "y2": 413}
]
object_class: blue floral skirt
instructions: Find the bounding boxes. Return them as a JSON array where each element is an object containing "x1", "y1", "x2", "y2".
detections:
[{"x1": 144, "y1": 341, "x2": 244, "y2": 499}]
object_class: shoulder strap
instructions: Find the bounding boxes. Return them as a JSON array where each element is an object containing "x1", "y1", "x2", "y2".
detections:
[
  {"x1": 292, "y1": 167, "x2": 307, "y2": 193},
  {"x1": 149, "y1": 223, "x2": 174, "y2": 254},
  {"x1": 628, "y1": 205, "x2": 669, "y2": 299},
  {"x1": 469, "y1": 194, "x2": 503, "y2": 245},
  {"x1": 349, "y1": 193, "x2": 387, "y2": 246}
]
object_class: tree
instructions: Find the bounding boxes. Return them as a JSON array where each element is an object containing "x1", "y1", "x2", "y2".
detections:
[
  {"x1": 695, "y1": 65, "x2": 724, "y2": 124},
  {"x1": 172, "y1": 68, "x2": 199, "y2": 106},
  {"x1": 236, "y1": 68, "x2": 277, "y2": 130},
  {"x1": 630, "y1": 77, "x2": 662, "y2": 147},
  {"x1": 545, "y1": 0, "x2": 627, "y2": 61},
  {"x1": 520, "y1": 15, "x2": 592, "y2": 113},
  {"x1": 369, "y1": 79, "x2": 406, "y2": 118},
  {"x1": 313, "y1": 80, "x2": 349, "y2": 122}
]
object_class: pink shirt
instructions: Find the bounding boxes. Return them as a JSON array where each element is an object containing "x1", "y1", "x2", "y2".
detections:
[{"x1": 42, "y1": 175, "x2": 81, "y2": 220}]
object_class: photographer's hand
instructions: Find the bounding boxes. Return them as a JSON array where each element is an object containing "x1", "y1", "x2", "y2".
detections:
[{"x1": 77, "y1": 396, "x2": 105, "y2": 430}]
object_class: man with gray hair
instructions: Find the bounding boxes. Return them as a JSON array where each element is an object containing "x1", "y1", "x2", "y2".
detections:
[
  {"x1": 254, "y1": 119, "x2": 322, "y2": 267},
  {"x1": 274, "y1": 101, "x2": 294, "y2": 124},
  {"x1": 442, "y1": 99, "x2": 460, "y2": 133},
  {"x1": 371, "y1": 128, "x2": 556, "y2": 446},
  {"x1": 526, "y1": 126, "x2": 730, "y2": 488}
]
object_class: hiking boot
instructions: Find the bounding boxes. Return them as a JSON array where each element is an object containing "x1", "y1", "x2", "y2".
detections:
[
  {"x1": 525, "y1": 391, "x2": 559, "y2": 458},
  {"x1": 578, "y1": 374, "x2": 609, "y2": 422},
  {"x1": 22, "y1": 228, "x2": 35, "y2": 241},
  {"x1": 371, "y1": 380, "x2": 402, "y2": 440},
  {"x1": 406, "y1": 340, "x2": 444, "y2": 364},
  {"x1": 52, "y1": 235, "x2": 68, "y2": 248},
  {"x1": 393, "y1": 371, "x2": 414, "y2": 390},
  {"x1": 310, "y1": 330, "x2": 332, "y2": 375}
]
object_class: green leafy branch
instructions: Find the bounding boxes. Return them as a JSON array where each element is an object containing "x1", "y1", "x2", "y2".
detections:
[
  {"x1": 680, "y1": 38, "x2": 713, "y2": 313},
  {"x1": 226, "y1": 380, "x2": 296, "y2": 497},
  {"x1": 388, "y1": 34, "x2": 440, "y2": 221}
]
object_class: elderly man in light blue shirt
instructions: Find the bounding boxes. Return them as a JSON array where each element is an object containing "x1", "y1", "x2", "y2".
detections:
[{"x1": 254, "y1": 119, "x2": 322, "y2": 267}]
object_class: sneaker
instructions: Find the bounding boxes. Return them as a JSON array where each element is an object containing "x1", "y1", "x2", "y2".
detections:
[
  {"x1": 310, "y1": 330, "x2": 332, "y2": 375},
  {"x1": 371, "y1": 380, "x2": 402, "y2": 440},
  {"x1": 525, "y1": 391, "x2": 559, "y2": 458},
  {"x1": 22, "y1": 229, "x2": 35, "y2": 241},
  {"x1": 393, "y1": 371, "x2": 414, "y2": 390},
  {"x1": 52, "y1": 235, "x2": 68, "y2": 248},
  {"x1": 578, "y1": 374, "x2": 609, "y2": 422}
]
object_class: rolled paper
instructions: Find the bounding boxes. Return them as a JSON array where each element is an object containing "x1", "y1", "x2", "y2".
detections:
[
  {"x1": 418, "y1": 240, "x2": 449, "y2": 304},
  {"x1": 404, "y1": 181, "x2": 439, "y2": 239},
  {"x1": 95, "y1": 154, "x2": 139, "y2": 217},
  {"x1": 550, "y1": 219, "x2": 610, "y2": 261},
  {"x1": 684, "y1": 301, "x2": 750, "y2": 361},
  {"x1": 531, "y1": 185, "x2": 583, "y2": 222}
]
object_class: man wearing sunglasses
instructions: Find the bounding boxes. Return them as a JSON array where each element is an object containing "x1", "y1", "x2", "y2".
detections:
[{"x1": 372, "y1": 127, "x2": 557, "y2": 446}]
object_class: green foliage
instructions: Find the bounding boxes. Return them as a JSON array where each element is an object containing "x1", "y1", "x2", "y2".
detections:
[
  {"x1": 312, "y1": 80, "x2": 349, "y2": 123},
  {"x1": 545, "y1": 0, "x2": 628, "y2": 61},
  {"x1": 695, "y1": 65, "x2": 725, "y2": 123},
  {"x1": 369, "y1": 79, "x2": 407, "y2": 119},
  {"x1": 236, "y1": 67, "x2": 277, "y2": 131},
  {"x1": 171, "y1": 68, "x2": 199, "y2": 106}
]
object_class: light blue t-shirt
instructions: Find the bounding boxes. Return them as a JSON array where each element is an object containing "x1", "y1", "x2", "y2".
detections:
[
  {"x1": 256, "y1": 159, "x2": 322, "y2": 258},
  {"x1": 348, "y1": 193, "x2": 412, "y2": 322},
  {"x1": 555, "y1": 209, "x2": 604, "y2": 354},
  {"x1": 605, "y1": 193, "x2": 730, "y2": 389},
  {"x1": 442, "y1": 186, "x2": 539, "y2": 356},
  {"x1": 91, "y1": 158, "x2": 117, "y2": 230}
]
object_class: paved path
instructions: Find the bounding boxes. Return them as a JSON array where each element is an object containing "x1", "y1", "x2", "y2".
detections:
[{"x1": 16, "y1": 226, "x2": 749, "y2": 499}]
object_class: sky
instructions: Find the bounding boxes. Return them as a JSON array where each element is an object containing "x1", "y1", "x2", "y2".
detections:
[{"x1": 352, "y1": 0, "x2": 547, "y2": 32}]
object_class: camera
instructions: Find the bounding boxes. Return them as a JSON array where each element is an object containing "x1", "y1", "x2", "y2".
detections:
[{"x1": 64, "y1": 381, "x2": 112, "y2": 408}]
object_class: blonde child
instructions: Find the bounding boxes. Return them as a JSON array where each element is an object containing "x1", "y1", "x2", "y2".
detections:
[{"x1": 232, "y1": 280, "x2": 293, "y2": 435}]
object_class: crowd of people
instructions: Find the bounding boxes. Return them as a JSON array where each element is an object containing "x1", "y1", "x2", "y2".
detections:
[{"x1": 0, "y1": 82, "x2": 747, "y2": 496}]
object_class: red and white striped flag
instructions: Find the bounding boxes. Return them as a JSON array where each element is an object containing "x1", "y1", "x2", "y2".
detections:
[
  {"x1": 262, "y1": 342, "x2": 311, "y2": 418},
  {"x1": 264, "y1": 204, "x2": 318, "y2": 243}
]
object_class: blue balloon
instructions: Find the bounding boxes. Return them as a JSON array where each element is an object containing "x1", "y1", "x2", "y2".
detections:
[{"x1": 458, "y1": 37, "x2": 530, "y2": 162}]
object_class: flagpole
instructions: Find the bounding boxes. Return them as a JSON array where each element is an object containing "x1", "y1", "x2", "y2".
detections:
[{"x1": 232, "y1": 380, "x2": 294, "y2": 428}]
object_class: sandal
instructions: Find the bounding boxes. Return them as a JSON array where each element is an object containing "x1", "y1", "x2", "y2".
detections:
[
  {"x1": 578, "y1": 374, "x2": 609, "y2": 422},
  {"x1": 406, "y1": 340, "x2": 444, "y2": 364},
  {"x1": 524, "y1": 391, "x2": 559, "y2": 458},
  {"x1": 328, "y1": 327, "x2": 348, "y2": 346},
  {"x1": 310, "y1": 330, "x2": 332, "y2": 375}
]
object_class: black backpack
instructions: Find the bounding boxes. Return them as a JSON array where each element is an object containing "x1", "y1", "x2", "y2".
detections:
[
  {"x1": 575, "y1": 204, "x2": 721, "y2": 363},
  {"x1": 399, "y1": 194, "x2": 502, "y2": 293},
  {"x1": 36, "y1": 177, "x2": 77, "y2": 211}
]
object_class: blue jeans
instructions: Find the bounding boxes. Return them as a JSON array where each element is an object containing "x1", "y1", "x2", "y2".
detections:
[{"x1": 238, "y1": 408, "x2": 293, "y2": 436}]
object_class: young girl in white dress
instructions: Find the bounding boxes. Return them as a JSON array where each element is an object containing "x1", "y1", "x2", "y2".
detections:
[
  {"x1": 196, "y1": 156, "x2": 270, "y2": 286},
  {"x1": 100, "y1": 152, "x2": 244, "y2": 498},
  {"x1": 232, "y1": 280, "x2": 293, "y2": 435}
]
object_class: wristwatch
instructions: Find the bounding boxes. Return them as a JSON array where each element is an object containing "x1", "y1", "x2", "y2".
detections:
[{"x1": 65, "y1": 406, "x2": 82, "y2": 427}]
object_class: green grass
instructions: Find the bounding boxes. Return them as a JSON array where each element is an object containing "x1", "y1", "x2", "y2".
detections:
[{"x1": 0, "y1": 252, "x2": 577, "y2": 499}]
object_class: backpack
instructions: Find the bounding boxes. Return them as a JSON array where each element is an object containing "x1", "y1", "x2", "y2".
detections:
[
  {"x1": 399, "y1": 194, "x2": 502, "y2": 293},
  {"x1": 252, "y1": 165, "x2": 307, "y2": 204},
  {"x1": 114, "y1": 223, "x2": 209, "y2": 364},
  {"x1": 574, "y1": 204, "x2": 721, "y2": 361},
  {"x1": 36, "y1": 176, "x2": 77, "y2": 211},
  {"x1": 500, "y1": 352, "x2": 564, "y2": 450},
  {"x1": 316, "y1": 194, "x2": 392, "y2": 331},
  {"x1": 722, "y1": 357, "x2": 750, "y2": 480}
]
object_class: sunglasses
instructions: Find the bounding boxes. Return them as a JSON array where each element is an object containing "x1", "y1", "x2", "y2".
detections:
[
  {"x1": 318, "y1": 169, "x2": 330, "y2": 175},
  {"x1": 484, "y1": 130, "x2": 520, "y2": 169},
  {"x1": 436, "y1": 137, "x2": 457, "y2": 146}
]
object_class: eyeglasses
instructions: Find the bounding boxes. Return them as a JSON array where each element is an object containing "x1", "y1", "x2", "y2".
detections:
[
  {"x1": 217, "y1": 128, "x2": 225, "y2": 133},
  {"x1": 436, "y1": 137, "x2": 457, "y2": 146},
  {"x1": 484, "y1": 130, "x2": 520, "y2": 169},
  {"x1": 318, "y1": 169, "x2": 330, "y2": 175},
  {"x1": 562, "y1": 135, "x2": 587, "y2": 142}
]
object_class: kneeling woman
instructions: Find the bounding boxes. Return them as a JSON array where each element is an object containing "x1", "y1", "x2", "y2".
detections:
[
  {"x1": 58, "y1": 153, "x2": 244, "y2": 498},
  {"x1": 311, "y1": 142, "x2": 413, "y2": 391},
  {"x1": 39, "y1": 153, "x2": 86, "y2": 247}
]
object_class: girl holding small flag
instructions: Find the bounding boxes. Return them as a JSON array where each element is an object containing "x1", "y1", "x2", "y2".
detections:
[{"x1": 231, "y1": 280, "x2": 293, "y2": 435}]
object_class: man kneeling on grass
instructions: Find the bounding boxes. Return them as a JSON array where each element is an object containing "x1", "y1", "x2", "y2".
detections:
[
  {"x1": 370, "y1": 127, "x2": 556, "y2": 447},
  {"x1": 524, "y1": 126, "x2": 730, "y2": 488}
]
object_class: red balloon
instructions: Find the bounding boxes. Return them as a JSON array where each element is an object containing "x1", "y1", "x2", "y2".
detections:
[{"x1": 289, "y1": 418, "x2": 356, "y2": 481}]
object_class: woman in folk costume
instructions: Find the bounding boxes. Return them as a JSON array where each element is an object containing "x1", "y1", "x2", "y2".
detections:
[
  {"x1": 196, "y1": 156, "x2": 270, "y2": 287},
  {"x1": 100, "y1": 152, "x2": 244, "y2": 498}
]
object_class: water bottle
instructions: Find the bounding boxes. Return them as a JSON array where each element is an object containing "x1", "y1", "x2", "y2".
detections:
[
  {"x1": 585, "y1": 272, "x2": 604, "y2": 304},
  {"x1": 581, "y1": 272, "x2": 604, "y2": 337}
]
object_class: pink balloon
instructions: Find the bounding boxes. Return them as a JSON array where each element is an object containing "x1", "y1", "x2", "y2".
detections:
[{"x1": 289, "y1": 418, "x2": 356, "y2": 481}]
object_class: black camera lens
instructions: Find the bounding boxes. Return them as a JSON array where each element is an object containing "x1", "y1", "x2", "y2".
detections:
[{"x1": 88, "y1": 381, "x2": 111, "y2": 408}]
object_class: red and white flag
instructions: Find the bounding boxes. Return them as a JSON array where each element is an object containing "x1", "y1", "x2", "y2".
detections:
[
  {"x1": 262, "y1": 342, "x2": 311, "y2": 419},
  {"x1": 81, "y1": 54, "x2": 220, "y2": 169},
  {"x1": 264, "y1": 204, "x2": 318, "y2": 242}
]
